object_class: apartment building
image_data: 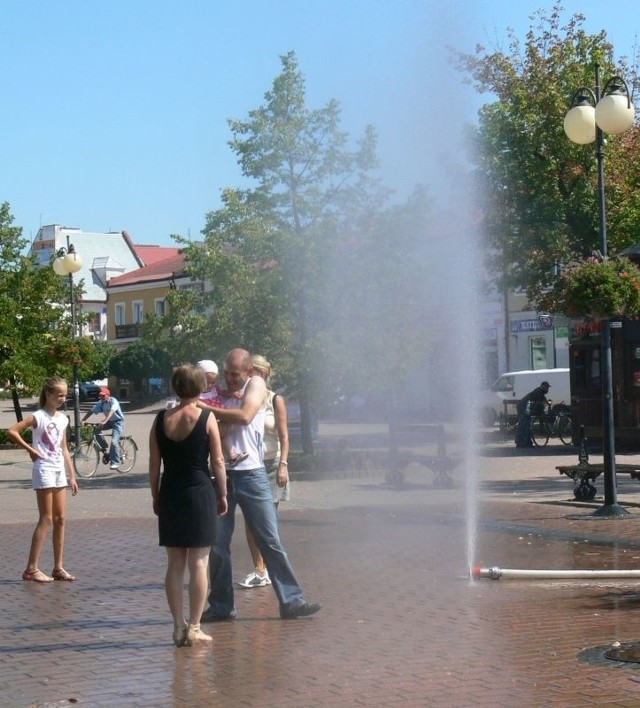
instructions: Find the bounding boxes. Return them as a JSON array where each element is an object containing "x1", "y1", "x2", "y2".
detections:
[
  {"x1": 29, "y1": 224, "x2": 179, "y2": 340},
  {"x1": 105, "y1": 251, "x2": 193, "y2": 348}
]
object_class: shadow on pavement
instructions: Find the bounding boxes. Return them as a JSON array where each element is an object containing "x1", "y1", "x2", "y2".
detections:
[{"x1": 73, "y1": 472, "x2": 150, "y2": 489}]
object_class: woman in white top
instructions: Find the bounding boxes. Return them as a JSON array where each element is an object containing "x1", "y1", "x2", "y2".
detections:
[{"x1": 237, "y1": 354, "x2": 290, "y2": 589}]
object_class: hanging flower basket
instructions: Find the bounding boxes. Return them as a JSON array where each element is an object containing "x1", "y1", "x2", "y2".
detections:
[
  {"x1": 47, "y1": 338, "x2": 93, "y2": 367},
  {"x1": 541, "y1": 256, "x2": 640, "y2": 319}
]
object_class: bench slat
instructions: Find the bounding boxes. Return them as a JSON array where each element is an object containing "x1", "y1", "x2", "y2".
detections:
[{"x1": 557, "y1": 463, "x2": 640, "y2": 474}]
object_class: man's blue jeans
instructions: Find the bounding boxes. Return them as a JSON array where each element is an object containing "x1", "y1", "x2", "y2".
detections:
[
  {"x1": 95, "y1": 420, "x2": 124, "y2": 464},
  {"x1": 208, "y1": 467, "x2": 306, "y2": 617}
]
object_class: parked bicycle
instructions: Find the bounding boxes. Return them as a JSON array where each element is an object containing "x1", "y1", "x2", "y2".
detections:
[
  {"x1": 72, "y1": 424, "x2": 138, "y2": 478},
  {"x1": 531, "y1": 401, "x2": 573, "y2": 447}
]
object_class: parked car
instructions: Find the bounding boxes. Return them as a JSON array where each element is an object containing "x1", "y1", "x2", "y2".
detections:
[{"x1": 79, "y1": 381, "x2": 101, "y2": 402}]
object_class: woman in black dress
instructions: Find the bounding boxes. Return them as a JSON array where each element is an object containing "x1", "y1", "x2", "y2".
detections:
[{"x1": 149, "y1": 365, "x2": 228, "y2": 647}]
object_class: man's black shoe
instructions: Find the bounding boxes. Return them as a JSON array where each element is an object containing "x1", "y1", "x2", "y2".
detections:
[
  {"x1": 280, "y1": 602, "x2": 322, "y2": 620},
  {"x1": 200, "y1": 608, "x2": 237, "y2": 623}
]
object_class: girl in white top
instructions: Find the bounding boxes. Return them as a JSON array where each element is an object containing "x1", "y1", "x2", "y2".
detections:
[{"x1": 8, "y1": 377, "x2": 79, "y2": 583}]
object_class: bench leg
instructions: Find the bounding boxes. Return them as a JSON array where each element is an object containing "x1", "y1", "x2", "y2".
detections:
[
  {"x1": 433, "y1": 470, "x2": 455, "y2": 488},
  {"x1": 385, "y1": 468, "x2": 405, "y2": 485},
  {"x1": 574, "y1": 479, "x2": 597, "y2": 502}
]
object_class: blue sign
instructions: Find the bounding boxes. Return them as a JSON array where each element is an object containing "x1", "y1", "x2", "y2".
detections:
[{"x1": 510, "y1": 318, "x2": 553, "y2": 333}]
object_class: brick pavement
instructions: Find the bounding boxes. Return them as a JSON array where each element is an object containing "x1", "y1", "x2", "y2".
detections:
[{"x1": 4, "y1": 415, "x2": 640, "y2": 705}]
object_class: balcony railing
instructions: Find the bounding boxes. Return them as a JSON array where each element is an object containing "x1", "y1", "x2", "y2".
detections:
[{"x1": 115, "y1": 323, "x2": 140, "y2": 339}]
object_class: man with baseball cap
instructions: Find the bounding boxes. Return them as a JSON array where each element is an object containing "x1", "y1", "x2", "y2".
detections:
[
  {"x1": 82, "y1": 387, "x2": 125, "y2": 469},
  {"x1": 515, "y1": 381, "x2": 551, "y2": 448}
]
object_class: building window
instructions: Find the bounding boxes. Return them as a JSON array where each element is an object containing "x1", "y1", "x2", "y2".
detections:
[
  {"x1": 155, "y1": 298, "x2": 166, "y2": 316},
  {"x1": 530, "y1": 336, "x2": 547, "y2": 370},
  {"x1": 115, "y1": 303, "x2": 125, "y2": 326},
  {"x1": 178, "y1": 282, "x2": 205, "y2": 293},
  {"x1": 87, "y1": 312, "x2": 101, "y2": 334},
  {"x1": 132, "y1": 301, "x2": 144, "y2": 324}
]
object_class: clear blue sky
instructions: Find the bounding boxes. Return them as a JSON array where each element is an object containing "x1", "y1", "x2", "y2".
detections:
[{"x1": 1, "y1": 1, "x2": 639, "y2": 246}]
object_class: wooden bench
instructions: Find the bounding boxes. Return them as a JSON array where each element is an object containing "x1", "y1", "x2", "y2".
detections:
[
  {"x1": 556, "y1": 433, "x2": 640, "y2": 500},
  {"x1": 387, "y1": 423, "x2": 459, "y2": 487}
]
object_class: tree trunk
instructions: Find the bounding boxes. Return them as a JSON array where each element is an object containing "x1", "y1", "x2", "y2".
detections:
[
  {"x1": 299, "y1": 389, "x2": 315, "y2": 456},
  {"x1": 10, "y1": 386, "x2": 23, "y2": 422}
]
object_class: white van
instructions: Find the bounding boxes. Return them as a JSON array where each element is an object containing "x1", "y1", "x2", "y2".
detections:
[{"x1": 479, "y1": 368, "x2": 570, "y2": 426}]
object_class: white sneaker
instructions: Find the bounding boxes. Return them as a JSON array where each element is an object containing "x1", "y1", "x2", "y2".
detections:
[
  {"x1": 110, "y1": 463, "x2": 120, "y2": 470},
  {"x1": 237, "y1": 569, "x2": 271, "y2": 588}
]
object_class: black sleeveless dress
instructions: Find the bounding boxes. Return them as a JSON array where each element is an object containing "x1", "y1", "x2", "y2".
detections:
[{"x1": 155, "y1": 408, "x2": 217, "y2": 547}]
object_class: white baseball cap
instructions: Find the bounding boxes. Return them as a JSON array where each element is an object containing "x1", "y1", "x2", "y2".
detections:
[{"x1": 196, "y1": 359, "x2": 218, "y2": 375}]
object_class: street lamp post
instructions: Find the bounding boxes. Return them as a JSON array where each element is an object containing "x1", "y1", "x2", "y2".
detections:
[
  {"x1": 564, "y1": 64, "x2": 635, "y2": 518},
  {"x1": 52, "y1": 237, "x2": 83, "y2": 450}
]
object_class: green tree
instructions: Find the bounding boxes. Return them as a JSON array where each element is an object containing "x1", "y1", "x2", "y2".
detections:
[
  {"x1": 178, "y1": 52, "x2": 384, "y2": 453},
  {"x1": 141, "y1": 282, "x2": 226, "y2": 370},
  {"x1": 0, "y1": 203, "x2": 77, "y2": 418},
  {"x1": 453, "y1": 3, "x2": 640, "y2": 309},
  {"x1": 149, "y1": 53, "x2": 441, "y2": 446},
  {"x1": 0, "y1": 203, "x2": 115, "y2": 419},
  {"x1": 81, "y1": 338, "x2": 117, "y2": 381},
  {"x1": 110, "y1": 340, "x2": 172, "y2": 385},
  {"x1": 322, "y1": 186, "x2": 436, "y2": 411}
]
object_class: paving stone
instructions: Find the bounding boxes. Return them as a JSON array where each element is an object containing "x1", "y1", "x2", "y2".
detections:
[{"x1": 4, "y1": 411, "x2": 640, "y2": 703}]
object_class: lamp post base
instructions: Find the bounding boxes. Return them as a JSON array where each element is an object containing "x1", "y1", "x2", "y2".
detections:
[{"x1": 592, "y1": 503, "x2": 631, "y2": 518}]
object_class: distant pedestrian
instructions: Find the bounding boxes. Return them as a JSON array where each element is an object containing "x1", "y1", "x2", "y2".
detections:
[
  {"x1": 8, "y1": 376, "x2": 78, "y2": 583},
  {"x1": 515, "y1": 381, "x2": 550, "y2": 448},
  {"x1": 82, "y1": 387, "x2": 125, "y2": 469},
  {"x1": 149, "y1": 364, "x2": 228, "y2": 646}
]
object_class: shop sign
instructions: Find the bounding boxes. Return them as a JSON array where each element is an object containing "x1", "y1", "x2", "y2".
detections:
[
  {"x1": 570, "y1": 319, "x2": 603, "y2": 339},
  {"x1": 510, "y1": 318, "x2": 553, "y2": 333}
]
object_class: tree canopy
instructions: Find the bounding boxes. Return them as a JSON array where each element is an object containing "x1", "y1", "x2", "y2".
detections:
[
  {"x1": 0, "y1": 203, "x2": 116, "y2": 417},
  {"x1": 109, "y1": 340, "x2": 171, "y2": 383},
  {"x1": 0, "y1": 204, "x2": 69, "y2": 388},
  {"x1": 453, "y1": 2, "x2": 640, "y2": 310},
  {"x1": 164, "y1": 52, "x2": 435, "y2": 451}
]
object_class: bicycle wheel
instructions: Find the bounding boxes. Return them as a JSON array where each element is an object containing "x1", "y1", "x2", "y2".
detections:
[
  {"x1": 117, "y1": 437, "x2": 138, "y2": 473},
  {"x1": 531, "y1": 416, "x2": 550, "y2": 447},
  {"x1": 557, "y1": 413, "x2": 573, "y2": 446},
  {"x1": 74, "y1": 441, "x2": 100, "y2": 478}
]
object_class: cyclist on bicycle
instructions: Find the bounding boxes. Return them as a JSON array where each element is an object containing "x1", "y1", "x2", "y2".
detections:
[
  {"x1": 515, "y1": 381, "x2": 550, "y2": 448},
  {"x1": 82, "y1": 387, "x2": 125, "y2": 469}
]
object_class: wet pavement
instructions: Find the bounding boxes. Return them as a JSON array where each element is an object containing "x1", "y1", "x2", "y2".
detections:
[{"x1": 4, "y1": 405, "x2": 640, "y2": 705}]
